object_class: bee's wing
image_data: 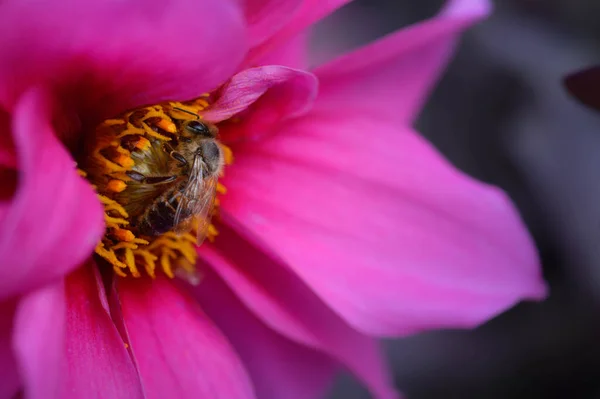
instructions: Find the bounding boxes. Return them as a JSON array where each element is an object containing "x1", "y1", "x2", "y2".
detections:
[
  {"x1": 115, "y1": 139, "x2": 177, "y2": 218},
  {"x1": 173, "y1": 153, "x2": 218, "y2": 246},
  {"x1": 173, "y1": 153, "x2": 203, "y2": 232},
  {"x1": 193, "y1": 175, "x2": 218, "y2": 246},
  {"x1": 115, "y1": 177, "x2": 177, "y2": 219}
]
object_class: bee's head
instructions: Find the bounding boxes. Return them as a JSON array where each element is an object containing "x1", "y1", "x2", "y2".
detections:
[
  {"x1": 178, "y1": 120, "x2": 221, "y2": 173},
  {"x1": 197, "y1": 140, "x2": 222, "y2": 175}
]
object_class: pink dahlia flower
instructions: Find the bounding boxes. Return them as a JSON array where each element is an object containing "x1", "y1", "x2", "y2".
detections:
[{"x1": 0, "y1": 0, "x2": 547, "y2": 398}]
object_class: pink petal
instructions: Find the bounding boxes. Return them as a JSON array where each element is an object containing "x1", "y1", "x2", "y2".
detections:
[
  {"x1": 13, "y1": 279, "x2": 65, "y2": 399},
  {"x1": 116, "y1": 276, "x2": 256, "y2": 399},
  {"x1": 0, "y1": 300, "x2": 20, "y2": 398},
  {"x1": 314, "y1": 0, "x2": 492, "y2": 125},
  {"x1": 63, "y1": 264, "x2": 143, "y2": 399},
  {"x1": 199, "y1": 221, "x2": 398, "y2": 399},
  {"x1": 202, "y1": 66, "x2": 317, "y2": 143},
  {"x1": 194, "y1": 267, "x2": 338, "y2": 399},
  {"x1": 243, "y1": 0, "x2": 303, "y2": 47},
  {"x1": 220, "y1": 115, "x2": 547, "y2": 337},
  {"x1": 247, "y1": 0, "x2": 352, "y2": 65},
  {"x1": 0, "y1": 0, "x2": 246, "y2": 121},
  {"x1": 0, "y1": 89, "x2": 104, "y2": 300},
  {"x1": 251, "y1": 32, "x2": 310, "y2": 69},
  {"x1": 13, "y1": 266, "x2": 143, "y2": 399}
]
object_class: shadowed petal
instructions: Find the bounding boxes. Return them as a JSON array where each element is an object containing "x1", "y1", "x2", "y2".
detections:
[
  {"x1": 0, "y1": 89, "x2": 104, "y2": 300},
  {"x1": 220, "y1": 115, "x2": 547, "y2": 337},
  {"x1": 0, "y1": 0, "x2": 247, "y2": 121},
  {"x1": 199, "y1": 221, "x2": 398, "y2": 399},
  {"x1": 249, "y1": 32, "x2": 310, "y2": 69},
  {"x1": 0, "y1": 169, "x2": 17, "y2": 220},
  {"x1": 241, "y1": 0, "x2": 311, "y2": 69},
  {"x1": 117, "y1": 276, "x2": 256, "y2": 399},
  {"x1": 314, "y1": 0, "x2": 491, "y2": 125},
  {"x1": 64, "y1": 264, "x2": 143, "y2": 399},
  {"x1": 0, "y1": 111, "x2": 15, "y2": 169},
  {"x1": 0, "y1": 300, "x2": 20, "y2": 398},
  {"x1": 193, "y1": 268, "x2": 338, "y2": 399},
  {"x1": 247, "y1": 0, "x2": 352, "y2": 65},
  {"x1": 13, "y1": 280, "x2": 65, "y2": 399},
  {"x1": 202, "y1": 66, "x2": 317, "y2": 143},
  {"x1": 243, "y1": 0, "x2": 303, "y2": 47},
  {"x1": 564, "y1": 65, "x2": 600, "y2": 112}
]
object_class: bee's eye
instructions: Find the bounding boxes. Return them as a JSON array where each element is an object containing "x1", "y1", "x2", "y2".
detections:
[{"x1": 185, "y1": 121, "x2": 211, "y2": 136}]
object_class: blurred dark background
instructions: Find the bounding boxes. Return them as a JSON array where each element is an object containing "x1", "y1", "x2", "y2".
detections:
[{"x1": 311, "y1": 1, "x2": 600, "y2": 398}]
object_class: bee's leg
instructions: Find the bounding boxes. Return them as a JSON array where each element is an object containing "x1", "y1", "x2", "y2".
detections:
[
  {"x1": 126, "y1": 171, "x2": 146, "y2": 182},
  {"x1": 170, "y1": 152, "x2": 187, "y2": 167},
  {"x1": 162, "y1": 143, "x2": 187, "y2": 167},
  {"x1": 145, "y1": 176, "x2": 178, "y2": 184},
  {"x1": 162, "y1": 142, "x2": 176, "y2": 153},
  {"x1": 126, "y1": 171, "x2": 177, "y2": 184}
]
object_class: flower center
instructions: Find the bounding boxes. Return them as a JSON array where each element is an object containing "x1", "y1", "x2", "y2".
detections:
[{"x1": 80, "y1": 96, "x2": 232, "y2": 280}]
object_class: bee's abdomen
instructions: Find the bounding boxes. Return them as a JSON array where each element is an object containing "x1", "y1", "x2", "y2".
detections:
[{"x1": 137, "y1": 196, "x2": 178, "y2": 236}]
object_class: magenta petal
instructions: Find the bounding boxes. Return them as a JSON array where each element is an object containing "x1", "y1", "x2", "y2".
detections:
[
  {"x1": 13, "y1": 280, "x2": 65, "y2": 399},
  {"x1": 0, "y1": 89, "x2": 104, "y2": 300},
  {"x1": 0, "y1": 301, "x2": 20, "y2": 398},
  {"x1": 64, "y1": 264, "x2": 143, "y2": 399},
  {"x1": 0, "y1": 0, "x2": 246, "y2": 119},
  {"x1": 251, "y1": 32, "x2": 310, "y2": 69},
  {"x1": 243, "y1": 0, "x2": 303, "y2": 46},
  {"x1": 199, "y1": 221, "x2": 398, "y2": 399},
  {"x1": 195, "y1": 267, "x2": 338, "y2": 399},
  {"x1": 202, "y1": 65, "x2": 317, "y2": 143},
  {"x1": 117, "y1": 276, "x2": 256, "y2": 399},
  {"x1": 219, "y1": 115, "x2": 547, "y2": 337},
  {"x1": 241, "y1": 0, "x2": 310, "y2": 69},
  {"x1": 203, "y1": 65, "x2": 317, "y2": 122},
  {"x1": 247, "y1": 0, "x2": 352, "y2": 64},
  {"x1": 314, "y1": 0, "x2": 491, "y2": 125}
]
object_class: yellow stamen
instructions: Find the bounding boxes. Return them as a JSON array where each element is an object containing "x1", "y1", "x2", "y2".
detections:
[
  {"x1": 107, "y1": 179, "x2": 127, "y2": 193},
  {"x1": 207, "y1": 225, "x2": 219, "y2": 242},
  {"x1": 113, "y1": 228, "x2": 135, "y2": 242},
  {"x1": 114, "y1": 154, "x2": 135, "y2": 169},
  {"x1": 157, "y1": 119, "x2": 177, "y2": 133},
  {"x1": 221, "y1": 145, "x2": 234, "y2": 166},
  {"x1": 217, "y1": 182, "x2": 227, "y2": 194},
  {"x1": 82, "y1": 95, "x2": 229, "y2": 280},
  {"x1": 134, "y1": 137, "x2": 151, "y2": 151}
]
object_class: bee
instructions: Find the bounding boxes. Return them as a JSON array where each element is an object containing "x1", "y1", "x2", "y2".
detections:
[{"x1": 115, "y1": 109, "x2": 223, "y2": 245}]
